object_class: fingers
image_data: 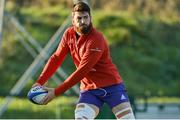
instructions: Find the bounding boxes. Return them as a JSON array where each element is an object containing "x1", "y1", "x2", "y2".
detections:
[
  {"x1": 41, "y1": 87, "x2": 55, "y2": 105},
  {"x1": 32, "y1": 83, "x2": 41, "y2": 88},
  {"x1": 42, "y1": 86, "x2": 51, "y2": 91},
  {"x1": 42, "y1": 93, "x2": 53, "y2": 105},
  {"x1": 42, "y1": 94, "x2": 51, "y2": 105},
  {"x1": 31, "y1": 84, "x2": 55, "y2": 105}
]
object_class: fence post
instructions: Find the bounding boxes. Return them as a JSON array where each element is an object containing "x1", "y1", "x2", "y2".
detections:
[{"x1": 0, "y1": 0, "x2": 5, "y2": 49}]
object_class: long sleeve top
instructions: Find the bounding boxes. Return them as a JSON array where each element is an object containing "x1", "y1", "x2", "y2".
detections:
[{"x1": 36, "y1": 26, "x2": 122, "y2": 96}]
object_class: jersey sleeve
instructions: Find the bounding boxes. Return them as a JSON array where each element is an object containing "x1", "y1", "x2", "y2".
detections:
[
  {"x1": 54, "y1": 38, "x2": 105, "y2": 96},
  {"x1": 36, "y1": 32, "x2": 69, "y2": 85}
]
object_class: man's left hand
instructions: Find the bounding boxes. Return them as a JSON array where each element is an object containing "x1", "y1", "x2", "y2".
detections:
[{"x1": 42, "y1": 87, "x2": 55, "y2": 105}]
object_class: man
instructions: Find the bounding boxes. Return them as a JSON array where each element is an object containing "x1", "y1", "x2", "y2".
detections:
[{"x1": 32, "y1": 1, "x2": 135, "y2": 119}]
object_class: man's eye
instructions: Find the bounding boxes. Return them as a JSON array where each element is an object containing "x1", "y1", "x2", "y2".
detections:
[
  {"x1": 77, "y1": 17, "x2": 82, "y2": 20},
  {"x1": 84, "y1": 16, "x2": 88, "y2": 19}
]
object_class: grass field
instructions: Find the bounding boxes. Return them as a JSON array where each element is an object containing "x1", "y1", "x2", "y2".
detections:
[
  {"x1": 0, "y1": 96, "x2": 180, "y2": 119},
  {"x1": 138, "y1": 96, "x2": 180, "y2": 104},
  {"x1": 0, "y1": 96, "x2": 77, "y2": 119}
]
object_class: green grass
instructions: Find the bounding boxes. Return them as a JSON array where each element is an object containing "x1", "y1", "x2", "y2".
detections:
[
  {"x1": 137, "y1": 97, "x2": 180, "y2": 104},
  {"x1": 0, "y1": 96, "x2": 116, "y2": 119},
  {"x1": 1, "y1": 96, "x2": 180, "y2": 118},
  {"x1": 148, "y1": 97, "x2": 180, "y2": 104},
  {"x1": 0, "y1": 96, "x2": 77, "y2": 119}
]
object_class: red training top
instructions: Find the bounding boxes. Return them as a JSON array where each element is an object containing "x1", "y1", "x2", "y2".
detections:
[{"x1": 36, "y1": 26, "x2": 123, "y2": 96}]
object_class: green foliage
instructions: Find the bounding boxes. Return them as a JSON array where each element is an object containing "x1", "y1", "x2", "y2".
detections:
[
  {"x1": 103, "y1": 28, "x2": 131, "y2": 45},
  {"x1": 20, "y1": 5, "x2": 70, "y2": 26},
  {"x1": 1, "y1": 1, "x2": 180, "y2": 98},
  {"x1": 93, "y1": 11, "x2": 139, "y2": 46}
]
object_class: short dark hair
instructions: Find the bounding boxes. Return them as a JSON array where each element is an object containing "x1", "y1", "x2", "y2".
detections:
[{"x1": 73, "y1": 1, "x2": 90, "y2": 15}]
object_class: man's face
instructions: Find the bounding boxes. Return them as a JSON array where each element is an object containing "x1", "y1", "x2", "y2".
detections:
[{"x1": 72, "y1": 11, "x2": 91, "y2": 34}]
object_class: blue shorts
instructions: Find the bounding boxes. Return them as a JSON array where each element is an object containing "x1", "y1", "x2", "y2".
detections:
[{"x1": 77, "y1": 83, "x2": 129, "y2": 109}]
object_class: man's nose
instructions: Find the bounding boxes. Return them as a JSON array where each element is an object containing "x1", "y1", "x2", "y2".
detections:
[{"x1": 81, "y1": 18, "x2": 85, "y2": 24}]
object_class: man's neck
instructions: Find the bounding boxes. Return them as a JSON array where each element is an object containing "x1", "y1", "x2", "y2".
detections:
[{"x1": 75, "y1": 32, "x2": 80, "y2": 40}]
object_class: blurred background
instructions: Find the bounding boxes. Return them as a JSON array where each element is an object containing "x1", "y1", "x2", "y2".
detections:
[{"x1": 0, "y1": 0, "x2": 180, "y2": 119}]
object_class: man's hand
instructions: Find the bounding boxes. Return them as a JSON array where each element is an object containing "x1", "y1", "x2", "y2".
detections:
[
  {"x1": 32, "y1": 83, "x2": 41, "y2": 88},
  {"x1": 41, "y1": 87, "x2": 55, "y2": 105},
  {"x1": 32, "y1": 82, "x2": 48, "y2": 88}
]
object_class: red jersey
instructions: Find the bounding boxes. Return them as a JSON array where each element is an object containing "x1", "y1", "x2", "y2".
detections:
[{"x1": 36, "y1": 26, "x2": 123, "y2": 96}]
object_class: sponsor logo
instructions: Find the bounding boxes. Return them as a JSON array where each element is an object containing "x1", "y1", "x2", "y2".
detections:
[
  {"x1": 90, "y1": 48, "x2": 102, "y2": 52},
  {"x1": 121, "y1": 94, "x2": 126, "y2": 100}
]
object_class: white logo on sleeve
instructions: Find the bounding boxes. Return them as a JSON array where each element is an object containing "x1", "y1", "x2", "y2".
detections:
[
  {"x1": 90, "y1": 47, "x2": 102, "y2": 52},
  {"x1": 121, "y1": 94, "x2": 126, "y2": 100}
]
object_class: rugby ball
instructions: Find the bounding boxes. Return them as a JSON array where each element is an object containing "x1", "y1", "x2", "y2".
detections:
[{"x1": 27, "y1": 86, "x2": 48, "y2": 105}]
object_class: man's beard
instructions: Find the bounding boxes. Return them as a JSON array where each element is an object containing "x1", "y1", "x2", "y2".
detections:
[{"x1": 76, "y1": 23, "x2": 92, "y2": 35}]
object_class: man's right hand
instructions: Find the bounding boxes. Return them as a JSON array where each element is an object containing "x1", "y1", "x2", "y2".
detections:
[{"x1": 32, "y1": 83, "x2": 41, "y2": 88}]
